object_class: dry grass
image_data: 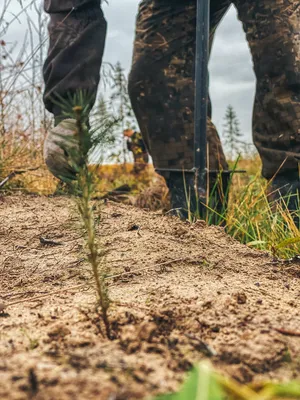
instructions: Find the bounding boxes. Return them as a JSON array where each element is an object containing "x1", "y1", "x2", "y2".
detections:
[
  {"x1": 91, "y1": 163, "x2": 170, "y2": 211},
  {"x1": 0, "y1": 133, "x2": 57, "y2": 195}
]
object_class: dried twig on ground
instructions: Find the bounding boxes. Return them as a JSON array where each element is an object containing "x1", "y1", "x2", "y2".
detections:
[
  {"x1": 0, "y1": 167, "x2": 40, "y2": 188},
  {"x1": 274, "y1": 327, "x2": 300, "y2": 337},
  {"x1": 39, "y1": 237, "x2": 63, "y2": 246}
]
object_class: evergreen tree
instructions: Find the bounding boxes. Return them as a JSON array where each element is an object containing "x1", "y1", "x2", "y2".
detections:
[
  {"x1": 109, "y1": 62, "x2": 137, "y2": 163},
  {"x1": 90, "y1": 94, "x2": 117, "y2": 164},
  {"x1": 222, "y1": 105, "x2": 243, "y2": 159}
]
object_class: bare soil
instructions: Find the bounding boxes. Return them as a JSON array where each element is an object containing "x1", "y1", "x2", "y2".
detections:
[{"x1": 0, "y1": 194, "x2": 299, "y2": 400}]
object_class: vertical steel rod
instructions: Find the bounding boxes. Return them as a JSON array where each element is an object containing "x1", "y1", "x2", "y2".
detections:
[{"x1": 194, "y1": 0, "x2": 210, "y2": 205}]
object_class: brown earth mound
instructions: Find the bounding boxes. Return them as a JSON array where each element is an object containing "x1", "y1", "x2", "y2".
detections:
[{"x1": 0, "y1": 195, "x2": 299, "y2": 400}]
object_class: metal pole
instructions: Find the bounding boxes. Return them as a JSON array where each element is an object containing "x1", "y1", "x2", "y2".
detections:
[{"x1": 194, "y1": 0, "x2": 210, "y2": 207}]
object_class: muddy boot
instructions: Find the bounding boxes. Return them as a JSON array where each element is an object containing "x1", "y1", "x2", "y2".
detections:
[
  {"x1": 268, "y1": 175, "x2": 300, "y2": 227},
  {"x1": 44, "y1": 119, "x2": 81, "y2": 182},
  {"x1": 165, "y1": 172, "x2": 229, "y2": 225},
  {"x1": 165, "y1": 172, "x2": 194, "y2": 220}
]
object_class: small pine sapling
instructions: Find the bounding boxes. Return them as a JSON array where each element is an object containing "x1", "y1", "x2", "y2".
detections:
[{"x1": 52, "y1": 91, "x2": 118, "y2": 338}]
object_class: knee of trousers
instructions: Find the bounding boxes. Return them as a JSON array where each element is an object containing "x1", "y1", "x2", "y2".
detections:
[
  {"x1": 127, "y1": 63, "x2": 156, "y2": 130},
  {"x1": 255, "y1": 44, "x2": 300, "y2": 91}
]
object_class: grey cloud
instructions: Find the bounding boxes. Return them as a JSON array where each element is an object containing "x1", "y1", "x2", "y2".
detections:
[
  {"x1": 209, "y1": 6, "x2": 255, "y2": 141},
  {"x1": 102, "y1": 1, "x2": 137, "y2": 70}
]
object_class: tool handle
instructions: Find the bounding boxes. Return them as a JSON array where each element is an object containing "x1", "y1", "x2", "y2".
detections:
[{"x1": 194, "y1": 0, "x2": 210, "y2": 176}]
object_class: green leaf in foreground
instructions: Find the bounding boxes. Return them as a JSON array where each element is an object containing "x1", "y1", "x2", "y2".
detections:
[
  {"x1": 154, "y1": 362, "x2": 300, "y2": 400},
  {"x1": 155, "y1": 362, "x2": 224, "y2": 400}
]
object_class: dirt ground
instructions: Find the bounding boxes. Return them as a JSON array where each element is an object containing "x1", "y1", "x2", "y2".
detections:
[{"x1": 0, "y1": 194, "x2": 299, "y2": 400}]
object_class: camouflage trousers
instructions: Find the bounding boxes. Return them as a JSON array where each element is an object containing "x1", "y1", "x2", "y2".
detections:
[{"x1": 43, "y1": 0, "x2": 300, "y2": 180}]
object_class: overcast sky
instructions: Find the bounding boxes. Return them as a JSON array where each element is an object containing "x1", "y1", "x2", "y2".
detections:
[{"x1": 5, "y1": 0, "x2": 256, "y2": 144}]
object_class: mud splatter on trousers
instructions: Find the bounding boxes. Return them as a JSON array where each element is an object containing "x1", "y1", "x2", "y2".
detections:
[{"x1": 43, "y1": 0, "x2": 300, "y2": 179}]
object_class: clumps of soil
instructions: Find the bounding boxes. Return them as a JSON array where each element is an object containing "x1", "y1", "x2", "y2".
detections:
[
  {"x1": 134, "y1": 173, "x2": 169, "y2": 211},
  {"x1": 0, "y1": 195, "x2": 299, "y2": 400}
]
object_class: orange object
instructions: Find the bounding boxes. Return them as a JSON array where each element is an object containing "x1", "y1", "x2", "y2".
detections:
[{"x1": 123, "y1": 129, "x2": 135, "y2": 138}]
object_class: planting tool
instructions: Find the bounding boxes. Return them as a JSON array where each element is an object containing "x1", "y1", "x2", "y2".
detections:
[{"x1": 193, "y1": 0, "x2": 210, "y2": 208}]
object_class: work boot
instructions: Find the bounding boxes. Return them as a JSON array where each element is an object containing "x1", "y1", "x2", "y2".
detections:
[
  {"x1": 44, "y1": 119, "x2": 81, "y2": 182},
  {"x1": 165, "y1": 171, "x2": 230, "y2": 225},
  {"x1": 268, "y1": 174, "x2": 300, "y2": 227}
]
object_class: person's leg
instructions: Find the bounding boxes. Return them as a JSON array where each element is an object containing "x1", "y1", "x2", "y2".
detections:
[
  {"x1": 128, "y1": 0, "x2": 231, "y2": 219},
  {"x1": 43, "y1": 0, "x2": 107, "y2": 122},
  {"x1": 43, "y1": 0, "x2": 107, "y2": 181},
  {"x1": 234, "y1": 1, "x2": 300, "y2": 216},
  {"x1": 129, "y1": 0, "x2": 230, "y2": 172}
]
